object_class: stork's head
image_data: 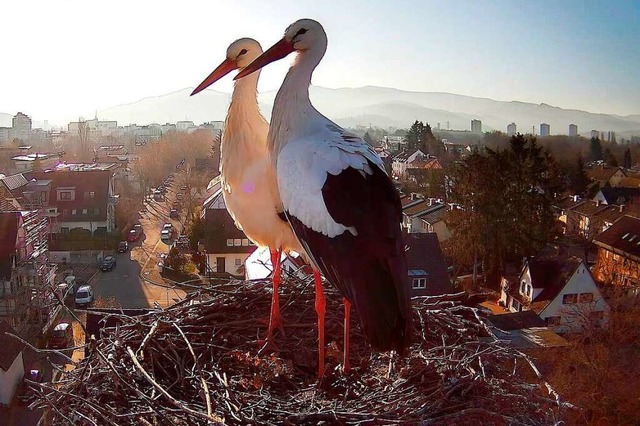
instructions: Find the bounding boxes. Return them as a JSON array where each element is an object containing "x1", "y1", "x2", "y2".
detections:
[
  {"x1": 191, "y1": 38, "x2": 263, "y2": 96},
  {"x1": 283, "y1": 19, "x2": 326, "y2": 51},
  {"x1": 235, "y1": 19, "x2": 326, "y2": 80}
]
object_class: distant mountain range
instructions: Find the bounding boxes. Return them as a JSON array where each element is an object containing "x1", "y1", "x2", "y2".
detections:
[{"x1": 3, "y1": 86, "x2": 640, "y2": 137}]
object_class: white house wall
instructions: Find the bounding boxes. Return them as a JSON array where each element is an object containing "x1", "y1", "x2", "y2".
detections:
[
  {"x1": 206, "y1": 253, "x2": 251, "y2": 277},
  {"x1": 0, "y1": 352, "x2": 24, "y2": 405},
  {"x1": 539, "y1": 263, "x2": 609, "y2": 333}
]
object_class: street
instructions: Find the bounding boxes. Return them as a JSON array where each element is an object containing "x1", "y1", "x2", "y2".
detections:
[{"x1": 91, "y1": 173, "x2": 188, "y2": 308}]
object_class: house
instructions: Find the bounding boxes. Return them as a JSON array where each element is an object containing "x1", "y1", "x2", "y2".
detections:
[
  {"x1": 586, "y1": 165, "x2": 626, "y2": 188},
  {"x1": 592, "y1": 187, "x2": 640, "y2": 206},
  {"x1": 500, "y1": 246, "x2": 609, "y2": 333},
  {"x1": 391, "y1": 149, "x2": 426, "y2": 178},
  {"x1": 0, "y1": 211, "x2": 58, "y2": 333},
  {"x1": 11, "y1": 153, "x2": 59, "y2": 173},
  {"x1": 244, "y1": 246, "x2": 312, "y2": 282},
  {"x1": 593, "y1": 215, "x2": 640, "y2": 293},
  {"x1": 402, "y1": 199, "x2": 451, "y2": 241},
  {"x1": 0, "y1": 173, "x2": 30, "y2": 211},
  {"x1": 201, "y1": 185, "x2": 256, "y2": 277},
  {"x1": 28, "y1": 167, "x2": 117, "y2": 234},
  {"x1": 0, "y1": 320, "x2": 24, "y2": 405},
  {"x1": 404, "y1": 233, "x2": 452, "y2": 296},
  {"x1": 565, "y1": 200, "x2": 628, "y2": 239}
]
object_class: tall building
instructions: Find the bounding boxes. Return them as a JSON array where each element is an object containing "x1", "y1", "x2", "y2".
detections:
[
  {"x1": 569, "y1": 124, "x2": 578, "y2": 137},
  {"x1": 471, "y1": 119, "x2": 482, "y2": 133},
  {"x1": 12, "y1": 112, "x2": 32, "y2": 132},
  {"x1": 540, "y1": 123, "x2": 550, "y2": 137},
  {"x1": 507, "y1": 123, "x2": 517, "y2": 136}
]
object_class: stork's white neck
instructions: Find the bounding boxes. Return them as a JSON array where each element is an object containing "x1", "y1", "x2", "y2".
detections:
[
  {"x1": 226, "y1": 69, "x2": 263, "y2": 130},
  {"x1": 267, "y1": 45, "x2": 326, "y2": 161},
  {"x1": 220, "y1": 68, "x2": 268, "y2": 184}
]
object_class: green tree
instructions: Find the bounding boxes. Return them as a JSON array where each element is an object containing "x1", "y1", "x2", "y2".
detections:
[
  {"x1": 569, "y1": 156, "x2": 589, "y2": 194},
  {"x1": 623, "y1": 147, "x2": 632, "y2": 169},
  {"x1": 446, "y1": 134, "x2": 563, "y2": 287},
  {"x1": 590, "y1": 137, "x2": 603, "y2": 162},
  {"x1": 363, "y1": 131, "x2": 374, "y2": 146}
]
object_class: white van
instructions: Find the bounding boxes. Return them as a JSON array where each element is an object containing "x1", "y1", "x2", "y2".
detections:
[{"x1": 75, "y1": 285, "x2": 94, "y2": 307}]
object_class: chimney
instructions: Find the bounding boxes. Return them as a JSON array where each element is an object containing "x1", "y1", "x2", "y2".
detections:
[
  {"x1": 619, "y1": 204, "x2": 624, "y2": 213},
  {"x1": 595, "y1": 199, "x2": 600, "y2": 207}
]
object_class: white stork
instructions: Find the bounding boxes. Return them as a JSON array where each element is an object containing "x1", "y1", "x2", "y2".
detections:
[
  {"x1": 190, "y1": 38, "x2": 310, "y2": 350},
  {"x1": 236, "y1": 19, "x2": 411, "y2": 370}
]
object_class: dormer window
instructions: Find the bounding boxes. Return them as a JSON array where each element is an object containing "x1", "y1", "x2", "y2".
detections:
[{"x1": 57, "y1": 187, "x2": 75, "y2": 201}]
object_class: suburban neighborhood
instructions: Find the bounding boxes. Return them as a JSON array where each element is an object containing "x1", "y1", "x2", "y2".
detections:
[{"x1": 0, "y1": 109, "x2": 639, "y2": 423}]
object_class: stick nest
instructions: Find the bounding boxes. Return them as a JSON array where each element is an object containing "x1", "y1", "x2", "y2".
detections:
[{"x1": 36, "y1": 275, "x2": 569, "y2": 425}]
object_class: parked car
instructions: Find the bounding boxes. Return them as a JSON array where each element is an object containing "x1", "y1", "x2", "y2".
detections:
[
  {"x1": 133, "y1": 223, "x2": 142, "y2": 232},
  {"x1": 176, "y1": 193, "x2": 184, "y2": 200},
  {"x1": 162, "y1": 223, "x2": 173, "y2": 232},
  {"x1": 153, "y1": 190, "x2": 163, "y2": 201},
  {"x1": 169, "y1": 208, "x2": 178, "y2": 219},
  {"x1": 48, "y1": 322, "x2": 74, "y2": 349},
  {"x1": 180, "y1": 184, "x2": 187, "y2": 191},
  {"x1": 75, "y1": 285, "x2": 94, "y2": 307},
  {"x1": 117, "y1": 241, "x2": 129, "y2": 253},
  {"x1": 127, "y1": 229, "x2": 140, "y2": 242},
  {"x1": 161, "y1": 229, "x2": 172, "y2": 242},
  {"x1": 100, "y1": 255, "x2": 117, "y2": 271},
  {"x1": 16, "y1": 369, "x2": 44, "y2": 404}
]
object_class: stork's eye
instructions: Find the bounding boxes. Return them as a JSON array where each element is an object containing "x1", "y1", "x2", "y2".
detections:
[
  {"x1": 238, "y1": 49, "x2": 248, "y2": 56},
  {"x1": 294, "y1": 28, "x2": 308, "y2": 38}
]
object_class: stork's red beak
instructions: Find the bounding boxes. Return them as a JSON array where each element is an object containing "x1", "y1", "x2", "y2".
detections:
[
  {"x1": 234, "y1": 38, "x2": 295, "y2": 80},
  {"x1": 191, "y1": 58, "x2": 236, "y2": 96}
]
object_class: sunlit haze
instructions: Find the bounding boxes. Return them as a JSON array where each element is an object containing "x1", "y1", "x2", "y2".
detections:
[{"x1": 1, "y1": 0, "x2": 639, "y2": 125}]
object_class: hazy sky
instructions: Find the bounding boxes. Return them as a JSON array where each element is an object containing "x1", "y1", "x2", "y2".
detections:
[{"x1": 1, "y1": 0, "x2": 638, "y2": 125}]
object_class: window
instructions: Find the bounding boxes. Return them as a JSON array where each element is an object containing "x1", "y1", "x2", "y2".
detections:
[
  {"x1": 59, "y1": 191, "x2": 73, "y2": 200},
  {"x1": 61, "y1": 227, "x2": 69, "y2": 234},
  {"x1": 226, "y1": 239, "x2": 233, "y2": 247},
  {"x1": 511, "y1": 299, "x2": 521, "y2": 311},
  {"x1": 563, "y1": 293, "x2": 578, "y2": 304},
  {"x1": 82, "y1": 209, "x2": 88, "y2": 214},
  {"x1": 545, "y1": 316, "x2": 561, "y2": 326},
  {"x1": 40, "y1": 191, "x2": 47, "y2": 202},
  {"x1": 242, "y1": 239, "x2": 249, "y2": 246},
  {"x1": 578, "y1": 293, "x2": 594, "y2": 303},
  {"x1": 90, "y1": 191, "x2": 95, "y2": 198},
  {"x1": 520, "y1": 281, "x2": 526, "y2": 293},
  {"x1": 412, "y1": 278, "x2": 426, "y2": 289},
  {"x1": 235, "y1": 258, "x2": 242, "y2": 266},
  {"x1": 233, "y1": 239, "x2": 241, "y2": 246},
  {"x1": 72, "y1": 209, "x2": 77, "y2": 215},
  {"x1": 94, "y1": 208, "x2": 99, "y2": 215}
]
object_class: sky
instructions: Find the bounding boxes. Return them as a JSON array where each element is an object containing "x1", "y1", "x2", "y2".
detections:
[{"x1": 1, "y1": 0, "x2": 639, "y2": 125}]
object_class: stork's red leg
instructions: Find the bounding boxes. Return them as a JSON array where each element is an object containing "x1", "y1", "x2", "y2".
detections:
[
  {"x1": 343, "y1": 297, "x2": 351, "y2": 374},
  {"x1": 268, "y1": 249, "x2": 284, "y2": 332},
  {"x1": 261, "y1": 249, "x2": 283, "y2": 351},
  {"x1": 314, "y1": 270, "x2": 325, "y2": 378}
]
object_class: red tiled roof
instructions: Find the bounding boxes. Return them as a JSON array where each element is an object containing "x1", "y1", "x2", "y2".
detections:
[
  {"x1": 403, "y1": 200, "x2": 432, "y2": 216},
  {"x1": 404, "y1": 233, "x2": 452, "y2": 296},
  {"x1": 28, "y1": 170, "x2": 111, "y2": 222},
  {"x1": 594, "y1": 215, "x2": 640, "y2": 260},
  {"x1": 417, "y1": 204, "x2": 447, "y2": 224},
  {"x1": 586, "y1": 166, "x2": 625, "y2": 182},
  {"x1": 203, "y1": 208, "x2": 255, "y2": 254},
  {"x1": 528, "y1": 255, "x2": 582, "y2": 314}
]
